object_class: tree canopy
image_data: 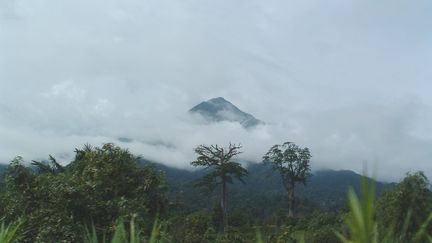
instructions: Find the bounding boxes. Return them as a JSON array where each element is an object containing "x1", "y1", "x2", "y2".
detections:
[
  {"x1": 0, "y1": 143, "x2": 167, "y2": 242},
  {"x1": 376, "y1": 171, "x2": 432, "y2": 237},
  {"x1": 191, "y1": 143, "x2": 248, "y2": 232},
  {"x1": 263, "y1": 142, "x2": 312, "y2": 217}
]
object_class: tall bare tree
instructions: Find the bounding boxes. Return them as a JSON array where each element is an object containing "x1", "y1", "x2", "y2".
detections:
[
  {"x1": 191, "y1": 143, "x2": 247, "y2": 232},
  {"x1": 263, "y1": 142, "x2": 311, "y2": 218}
]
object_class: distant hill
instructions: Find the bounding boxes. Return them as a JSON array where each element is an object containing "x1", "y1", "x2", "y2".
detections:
[
  {"x1": 142, "y1": 161, "x2": 392, "y2": 217},
  {"x1": 189, "y1": 97, "x2": 264, "y2": 128}
]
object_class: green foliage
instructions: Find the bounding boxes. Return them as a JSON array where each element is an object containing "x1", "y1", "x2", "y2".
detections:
[
  {"x1": 262, "y1": 142, "x2": 312, "y2": 186},
  {"x1": 191, "y1": 143, "x2": 247, "y2": 232},
  {"x1": 0, "y1": 144, "x2": 167, "y2": 242},
  {"x1": 191, "y1": 144, "x2": 247, "y2": 190},
  {"x1": 271, "y1": 226, "x2": 297, "y2": 243},
  {"x1": 214, "y1": 227, "x2": 248, "y2": 243},
  {"x1": 338, "y1": 172, "x2": 432, "y2": 243},
  {"x1": 163, "y1": 162, "x2": 390, "y2": 220},
  {"x1": 336, "y1": 176, "x2": 378, "y2": 243},
  {"x1": 258, "y1": 212, "x2": 342, "y2": 243},
  {"x1": 296, "y1": 212, "x2": 344, "y2": 243},
  {"x1": 263, "y1": 142, "x2": 312, "y2": 217},
  {"x1": 31, "y1": 155, "x2": 65, "y2": 174},
  {"x1": 0, "y1": 156, "x2": 36, "y2": 222},
  {"x1": 260, "y1": 225, "x2": 307, "y2": 243},
  {"x1": 70, "y1": 144, "x2": 167, "y2": 232},
  {"x1": 174, "y1": 210, "x2": 216, "y2": 243},
  {"x1": 309, "y1": 226, "x2": 339, "y2": 243},
  {"x1": 376, "y1": 171, "x2": 432, "y2": 238},
  {"x1": 212, "y1": 203, "x2": 224, "y2": 229},
  {"x1": 3, "y1": 144, "x2": 432, "y2": 242},
  {"x1": 83, "y1": 217, "x2": 168, "y2": 243},
  {"x1": 0, "y1": 220, "x2": 22, "y2": 243}
]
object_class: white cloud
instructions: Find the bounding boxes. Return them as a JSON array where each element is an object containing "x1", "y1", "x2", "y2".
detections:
[
  {"x1": 0, "y1": 0, "x2": 17, "y2": 19},
  {"x1": 44, "y1": 80, "x2": 87, "y2": 101},
  {"x1": 0, "y1": 0, "x2": 432, "y2": 181},
  {"x1": 93, "y1": 98, "x2": 114, "y2": 116}
]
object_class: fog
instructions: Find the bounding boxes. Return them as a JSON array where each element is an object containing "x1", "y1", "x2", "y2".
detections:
[{"x1": 1, "y1": 0, "x2": 432, "y2": 181}]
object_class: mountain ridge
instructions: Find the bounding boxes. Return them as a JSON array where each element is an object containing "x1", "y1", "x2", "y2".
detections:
[
  {"x1": 140, "y1": 160, "x2": 392, "y2": 215},
  {"x1": 189, "y1": 97, "x2": 264, "y2": 128}
]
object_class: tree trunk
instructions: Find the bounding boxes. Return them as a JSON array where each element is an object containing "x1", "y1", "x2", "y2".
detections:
[
  {"x1": 287, "y1": 182, "x2": 295, "y2": 218},
  {"x1": 221, "y1": 175, "x2": 227, "y2": 233}
]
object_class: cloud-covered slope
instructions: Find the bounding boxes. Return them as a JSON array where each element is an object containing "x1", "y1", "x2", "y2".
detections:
[{"x1": 190, "y1": 97, "x2": 264, "y2": 128}]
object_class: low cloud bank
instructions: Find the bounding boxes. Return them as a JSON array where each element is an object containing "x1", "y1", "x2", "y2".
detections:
[
  {"x1": 1, "y1": 81, "x2": 432, "y2": 182},
  {"x1": 1, "y1": 0, "x2": 432, "y2": 181}
]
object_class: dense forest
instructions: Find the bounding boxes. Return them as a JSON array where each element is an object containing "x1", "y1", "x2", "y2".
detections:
[{"x1": 0, "y1": 143, "x2": 431, "y2": 243}]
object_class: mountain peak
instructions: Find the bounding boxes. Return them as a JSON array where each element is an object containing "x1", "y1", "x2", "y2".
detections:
[
  {"x1": 208, "y1": 97, "x2": 229, "y2": 103},
  {"x1": 189, "y1": 97, "x2": 264, "y2": 128}
]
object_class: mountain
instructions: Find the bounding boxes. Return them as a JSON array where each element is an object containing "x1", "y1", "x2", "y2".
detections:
[{"x1": 189, "y1": 97, "x2": 264, "y2": 128}]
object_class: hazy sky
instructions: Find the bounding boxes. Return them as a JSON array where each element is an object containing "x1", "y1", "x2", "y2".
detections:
[{"x1": 1, "y1": 0, "x2": 432, "y2": 181}]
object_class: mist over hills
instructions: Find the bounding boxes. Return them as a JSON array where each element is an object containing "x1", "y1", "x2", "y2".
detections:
[
  {"x1": 1, "y1": 92, "x2": 429, "y2": 181},
  {"x1": 116, "y1": 97, "x2": 263, "y2": 146},
  {"x1": 140, "y1": 93, "x2": 394, "y2": 215},
  {"x1": 0, "y1": 96, "x2": 395, "y2": 199}
]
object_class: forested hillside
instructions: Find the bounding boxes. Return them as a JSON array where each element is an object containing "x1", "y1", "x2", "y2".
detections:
[
  {"x1": 0, "y1": 144, "x2": 430, "y2": 243},
  {"x1": 0, "y1": 159, "x2": 389, "y2": 216},
  {"x1": 146, "y1": 161, "x2": 391, "y2": 217}
]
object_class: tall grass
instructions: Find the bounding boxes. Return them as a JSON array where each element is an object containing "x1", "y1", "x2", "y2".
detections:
[
  {"x1": 336, "y1": 177, "x2": 377, "y2": 243},
  {"x1": 84, "y1": 217, "x2": 166, "y2": 243},
  {"x1": 337, "y1": 176, "x2": 432, "y2": 243},
  {"x1": 0, "y1": 220, "x2": 22, "y2": 243}
]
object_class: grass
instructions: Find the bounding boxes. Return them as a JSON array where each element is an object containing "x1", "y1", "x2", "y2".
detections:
[
  {"x1": 0, "y1": 220, "x2": 22, "y2": 243},
  {"x1": 336, "y1": 176, "x2": 378, "y2": 243},
  {"x1": 337, "y1": 175, "x2": 432, "y2": 243},
  {"x1": 83, "y1": 217, "x2": 163, "y2": 243}
]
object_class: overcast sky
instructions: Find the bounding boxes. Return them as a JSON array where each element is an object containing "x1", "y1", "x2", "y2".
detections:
[{"x1": 1, "y1": 0, "x2": 432, "y2": 181}]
